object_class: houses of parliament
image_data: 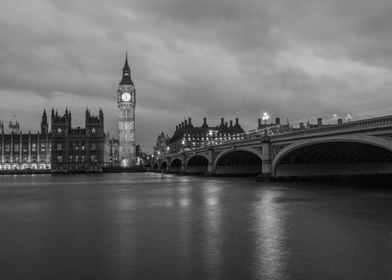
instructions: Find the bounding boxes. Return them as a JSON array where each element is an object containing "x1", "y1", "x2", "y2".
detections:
[{"x1": 0, "y1": 55, "x2": 137, "y2": 173}]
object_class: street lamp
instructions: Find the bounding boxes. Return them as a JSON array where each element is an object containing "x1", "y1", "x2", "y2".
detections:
[
  {"x1": 262, "y1": 112, "x2": 270, "y2": 135},
  {"x1": 181, "y1": 139, "x2": 186, "y2": 153},
  {"x1": 208, "y1": 130, "x2": 213, "y2": 145}
]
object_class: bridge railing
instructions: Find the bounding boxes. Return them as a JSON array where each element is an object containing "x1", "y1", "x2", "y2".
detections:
[{"x1": 271, "y1": 115, "x2": 392, "y2": 139}]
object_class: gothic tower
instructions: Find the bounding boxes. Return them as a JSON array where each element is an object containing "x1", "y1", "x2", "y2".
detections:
[{"x1": 117, "y1": 53, "x2": 136, "y2": 167}]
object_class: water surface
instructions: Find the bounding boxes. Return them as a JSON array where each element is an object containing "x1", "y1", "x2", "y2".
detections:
[{"x1": 0, "y1": 173, "x2": 391, "y2": 280}]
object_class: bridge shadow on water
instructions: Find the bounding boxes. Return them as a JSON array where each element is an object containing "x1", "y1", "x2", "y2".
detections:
[{"x1": 273, "y1": 174, "x2": 392, "y2": 190}]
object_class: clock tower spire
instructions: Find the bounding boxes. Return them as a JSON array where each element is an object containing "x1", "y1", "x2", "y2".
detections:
[{"x1": 117, "y1": 52, "x2": 136, "y2": 167}]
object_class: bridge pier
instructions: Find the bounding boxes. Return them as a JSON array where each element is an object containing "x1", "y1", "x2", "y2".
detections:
[
  {"x1": 258, "y1": 134, "x2": 273, "y2": 181},
  {"x1": 179, "y1": 154, "x2": 186, "y2": 175},
  {"x1": 205, "y1": 149, "x2": 216, "y2": 176}
]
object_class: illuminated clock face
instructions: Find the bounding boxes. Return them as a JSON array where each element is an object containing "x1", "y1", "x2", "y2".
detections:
[{"x1": 121, "y1": 92, "x2": 131, "y2": 102}]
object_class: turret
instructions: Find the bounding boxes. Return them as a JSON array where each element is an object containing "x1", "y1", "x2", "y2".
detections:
[
  {"x1": 41, "y1": 109, "x2": 48, "y2": 134},
  {"x1": 220, "y1": 117, "x2": 224, "y2": 128},
  {"x1": 202, "y1": 117, "x2": 208, "y2": 128}
]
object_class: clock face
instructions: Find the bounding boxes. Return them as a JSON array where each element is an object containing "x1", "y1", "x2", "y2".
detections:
[{"x1": 121, "y1": 92, "x2": 131, "y2": 102}]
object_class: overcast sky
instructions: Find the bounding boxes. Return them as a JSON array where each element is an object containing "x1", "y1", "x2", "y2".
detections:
[{"x1": 1, "y1": 0, "x2": 392, "y2": 152}]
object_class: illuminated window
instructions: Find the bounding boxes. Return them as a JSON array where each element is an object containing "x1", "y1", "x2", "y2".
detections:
[
  {"x1": 56, "y1": 155, "x2": 63, "y2": 162},
  {"x1": 56, "y1": 144, "x2": 62, "y2": 151}
]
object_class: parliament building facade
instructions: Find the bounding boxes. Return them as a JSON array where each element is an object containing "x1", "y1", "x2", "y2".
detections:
[
  {"x1": 0, "y1": 108, "x2": 119, "y2": 172},
  {"x1": 0, "y1": 55, "x2": 141, "y2": 172}
]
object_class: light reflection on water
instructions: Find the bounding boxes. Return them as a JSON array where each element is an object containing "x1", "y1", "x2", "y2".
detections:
[
  {"x1": 0, "y1": 173, "x2": 391, "y2": 280},
  {"x1": 253, "y1": 190, "x2": 288, "y2": 280},
  {"x1": 202, "y1": 184, "x2": 223, "y2": 280}
]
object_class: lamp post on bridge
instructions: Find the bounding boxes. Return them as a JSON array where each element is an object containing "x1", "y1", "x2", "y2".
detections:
[
  {"x1": 258, "y1": 112, "x2": 273, "y2": 182},
  {"x1": 180, "y1": 139, "x2": 186, "y2": 174},
  {"x1": 262, "y1": 112, "x2": 270, "y2": 135}
]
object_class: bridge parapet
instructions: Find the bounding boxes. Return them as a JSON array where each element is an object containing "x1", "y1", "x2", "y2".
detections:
[{"x1": 271, "y1": 115, "x2": 392, "y2": 140}]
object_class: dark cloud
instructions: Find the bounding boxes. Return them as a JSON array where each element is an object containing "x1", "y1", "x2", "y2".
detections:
[{"x1": 1, "y1": 0, "x2": 392, "y2": 152}]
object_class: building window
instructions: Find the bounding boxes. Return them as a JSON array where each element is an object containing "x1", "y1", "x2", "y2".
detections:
[
  {"x1": 57, "y1": 128, "x2": 62, "y2": 134},
  {"x1": 32, "y1": 143, "x2": 37, "y2": 152},
  {"x1": 91, "y1": 155, "x2": 97, "y2": 163},
  {"x1": 14, "y1": 144, "x2": 19, "y2": 152},
  {"x1": 69, "y1": 156, "x2": 73, "y2": 162},
  {"x1": 91, "y1": 128, "x2": 96, "y2": 134},
  {"x1": 91, "y1": 143, "x2": 97, "y2": 151},
  {"x1": 5, "y1": 144, "x2": 10, "y2": 152},
  {"x1": 56, "y1": 143, "x2": 62, "y2": 151},
  {"x1": 56, "y1": 155, "x2": 63, "y2": 163}
]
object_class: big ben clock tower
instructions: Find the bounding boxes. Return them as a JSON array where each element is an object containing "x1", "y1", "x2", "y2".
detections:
[{"x1": 117, "y1": 53, "x2": 136, "y2": 167}]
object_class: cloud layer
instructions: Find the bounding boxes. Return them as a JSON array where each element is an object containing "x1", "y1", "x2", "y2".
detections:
[{"x1": 1, "y1": 0, "x2": 392, "y2": 152}]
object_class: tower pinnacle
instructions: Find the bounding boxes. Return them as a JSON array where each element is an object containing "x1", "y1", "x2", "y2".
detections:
[{"x1": 120, "y1": 51, "x2": 133, "y2": 85}]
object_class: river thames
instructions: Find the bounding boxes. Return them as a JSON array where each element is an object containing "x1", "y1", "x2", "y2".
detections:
[{"x1": 0, "y1": 173, "x2": 391, "y2": 280}]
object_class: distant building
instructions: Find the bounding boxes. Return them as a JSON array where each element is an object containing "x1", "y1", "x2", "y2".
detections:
[
  {"x1": 153, "y1": 131, "x2": 170, "y2": 158},
  {"x1": 168, "y1": 117, "x2": 245, "y2": 154},
  {"x1": 0, "y1": 111, "x2": 51, "y2": 171}
]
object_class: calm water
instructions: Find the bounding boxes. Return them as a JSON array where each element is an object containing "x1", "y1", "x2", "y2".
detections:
[{"x1": 0, "y1": 173, "x2": 391, "y2": 280}]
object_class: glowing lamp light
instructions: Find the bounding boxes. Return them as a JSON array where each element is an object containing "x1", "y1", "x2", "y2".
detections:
[{"x1": 262, "y1": 112, "x2": 270, "y2": 122}]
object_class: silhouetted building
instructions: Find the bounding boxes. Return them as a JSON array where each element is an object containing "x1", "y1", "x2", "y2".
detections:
[
  {"x1": 51, "y1": 108, "x2": 107, "y2": 172},
  {"x1": 168, "y1": 117, "x2": 245, "y2": 153}
]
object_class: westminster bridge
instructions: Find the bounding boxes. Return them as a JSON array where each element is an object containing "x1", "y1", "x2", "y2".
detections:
[{"x1": 154, "y1": 115, "x2": 392, "y2": 179}]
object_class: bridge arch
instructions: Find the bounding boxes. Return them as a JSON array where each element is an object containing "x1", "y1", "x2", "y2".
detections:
[
  {"x1": 169, "y1": 158, "x2": 183, "y2": 173},
  {"x1": 160, "y1": 160, "x2": 168, "y2": 171},
  {"x1": 214, "y1": 147, "x2": 262, "y2": 175},
  {"x1": 273, "y1": 135, "x2": 392, "y2": 177},
  {"x1": 185, "y1": 154, "x2": 209, "y2": 174}
]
